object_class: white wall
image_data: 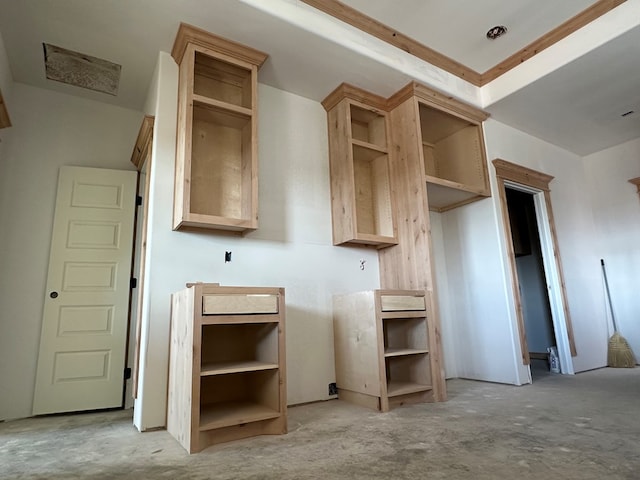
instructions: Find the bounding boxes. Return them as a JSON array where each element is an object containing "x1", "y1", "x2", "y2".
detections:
[
  {"x1": 584, "y1": 138, "x2": 640, "y2": 359},
  {"x1": 134, "y1": 52, "x2": 381, "y2": 430},
  {"x1": 483, "y1": 119, "x2": 609, "y2": 374},
  {"x1": 0, "y1": 83, "x2": 142, "y2": 421}
]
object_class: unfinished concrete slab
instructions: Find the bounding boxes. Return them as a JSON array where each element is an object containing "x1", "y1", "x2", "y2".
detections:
[{"x1": 1, "y1": 367, "x2": 638, "y2": 479}]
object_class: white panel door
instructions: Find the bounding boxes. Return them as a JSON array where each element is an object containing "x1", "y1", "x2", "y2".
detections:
[{"x1": 33, "y1": 166, "x2": 137, "y2": 415}]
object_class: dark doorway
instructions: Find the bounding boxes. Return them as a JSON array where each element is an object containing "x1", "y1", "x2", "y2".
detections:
[{"x1": 505, "y1": 187, "x2": 556, "y2": 378}]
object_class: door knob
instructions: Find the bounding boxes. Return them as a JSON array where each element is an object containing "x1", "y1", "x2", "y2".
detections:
[{"x1": 49, "y1": 291, "x2": 58, "y2": 299}]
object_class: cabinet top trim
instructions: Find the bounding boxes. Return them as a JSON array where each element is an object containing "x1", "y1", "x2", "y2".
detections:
[
  {"x1": 171, "y1": 23, "x2": 268, "y2": 67},
  {"x1": 322, "y1": 82, "x2": 388, "y2": 112},
  {"x1": 387, "y1": 82, "x2": 489, "y2": 123}
]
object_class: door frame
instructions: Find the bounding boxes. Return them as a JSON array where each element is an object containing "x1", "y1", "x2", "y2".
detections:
[
  {"x1": 129, "y1": 115, "x2": 154, "y2": 399},
  {"x1": 493, "y1": 159, "x2": 576, "y2": 374}
]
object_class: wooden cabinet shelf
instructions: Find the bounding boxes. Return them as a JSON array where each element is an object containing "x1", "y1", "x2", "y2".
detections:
[
  {"x1": 168, "y1": 284, "x2": 286, "y2": 453},
  {"x1": 171, "y1": 23, "x2": 267, "y2": 232},
  {"x1": 409, "y1": 84, "x2": 490, "y2": 212},
  {"x1": 333, "y1": 289, "x2": 440, "y2": 412},
  {"x1": 323, "y1": 84, "x2": 397, "y2": 248}
]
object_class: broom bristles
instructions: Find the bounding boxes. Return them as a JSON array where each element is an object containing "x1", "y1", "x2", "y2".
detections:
[{"x1": 608, "y1": 332, "x2": 636, "y2": 368}]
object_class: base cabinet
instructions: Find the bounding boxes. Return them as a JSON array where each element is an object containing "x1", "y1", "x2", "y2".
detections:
[
  {"x1": 333, "y1": 289, "x2": 442, "y2": 412},
  {"x1": 167, "y1": 284, "x2": 286, "y2": 453}
]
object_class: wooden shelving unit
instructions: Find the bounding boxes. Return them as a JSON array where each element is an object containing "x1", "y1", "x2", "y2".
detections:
[
  {"x1": 322, "y1": 83, "x2": 397, "y2": 248},
  {"x1": 389, "y1": 82, "x2": 490, "y2": 213},
  {"x1": 167, "y1": 284, "x2": 286, "y2": 453},
  {"x1": 333, "y1": 289, "x2": 441, "y2": 412},
  {"x1": 171, "y1": 23, "x2": 268, "y2": 232}
]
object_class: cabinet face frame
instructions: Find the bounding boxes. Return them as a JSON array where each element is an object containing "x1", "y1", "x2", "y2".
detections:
[{"x1": 171, "y1": 24, "x2": 266, "y2": 232}]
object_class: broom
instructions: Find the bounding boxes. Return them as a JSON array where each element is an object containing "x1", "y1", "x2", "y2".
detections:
[{"x1": 601, "y1": 259, "x2": 636, "y2": 368}]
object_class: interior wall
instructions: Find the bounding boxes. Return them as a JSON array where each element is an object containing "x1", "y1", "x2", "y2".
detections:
[
  {"x1": 483, "y1": 119, "x2": 609, "y2": 373},
  {"x1": 0, "y1": 83, "x2": 142, "y2": 421},
  {"x1": 134, "y1": 52, "x2": 381, "y2": 430},
  {"x1": 436, "y1": 197, "x2": 526, "y2": 385},
  {"x1": 583, "y1": 137, "x2": 640, "y2": 360}
]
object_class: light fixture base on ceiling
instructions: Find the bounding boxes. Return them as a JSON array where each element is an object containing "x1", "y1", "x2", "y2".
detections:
[{"x1": 486, "y1": 26, "x2": 508, "y2": 40}]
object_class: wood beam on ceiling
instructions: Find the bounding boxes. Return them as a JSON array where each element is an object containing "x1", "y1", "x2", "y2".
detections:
[
  {"x1": 300, "y1": 0, "x2": 483, "y2": 86},
  {"x1": 301, "y1": 0, "x2": 626, "y2": 87},
  {"x1": 481, "y1": 0, "x2": 627, "y2": 84}
]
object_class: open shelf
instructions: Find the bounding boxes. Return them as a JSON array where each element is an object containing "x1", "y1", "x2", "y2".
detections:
[
  {"x1": 384, "y1": 348, "x2": 429, "y2": 357},
  {"x1": 383, "y1": 317, "x2": 428, "y2": 353},
  {"x1": 201, "y1": 323, "x2": 278, "y2": 369},
  {"x1": 387, "y1": 380, "x2": 432, "y2": 397},
  {"x1": 350, "y1": 104, "x2": 387, "y2": 149},
  {"x1": 194, "y1": 51, "x2": 252, "y2": 109},
  {"x1": 200, "y1": 401, "x2": 280, "y2": 431},
  {"x1": 201, "y1": 360, "x2": 279, "y2": 376},
  {"x1": 418, "y1": 102, "x2": 490, "y2": 212}
]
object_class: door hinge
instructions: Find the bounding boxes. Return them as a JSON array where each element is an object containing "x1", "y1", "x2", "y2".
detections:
[
  {"x1": 124, "y1": 367, "x2": 132, "y2": 380},
  {"x1": 136, "y1": 195, "x2": 143, "y2": 206},
  {"x1": 130, "y1": 277, "x2": 138, "y2": 289}
]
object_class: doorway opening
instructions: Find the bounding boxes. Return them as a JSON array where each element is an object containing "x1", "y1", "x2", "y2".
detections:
[
  {"x1": 493, "y1": 159, "x2": 576, "y2": 380},
  {"x1": 505, "y1": 187, "x2": 556, "y2": 378}
]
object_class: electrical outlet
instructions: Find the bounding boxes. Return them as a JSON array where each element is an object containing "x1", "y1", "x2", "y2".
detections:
[{"x1": 328, "y1": 382, "x2": 338, "y2": 396}]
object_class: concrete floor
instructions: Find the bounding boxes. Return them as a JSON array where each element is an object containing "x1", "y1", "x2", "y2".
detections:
[{"x1": 1, "y1": 367, "x2": 639, "y2": 480}]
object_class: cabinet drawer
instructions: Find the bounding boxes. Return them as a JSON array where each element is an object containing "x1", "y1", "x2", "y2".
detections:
[
  {"x1": 380, "y1": 295, "x2": 425, "y2": 312},
  {"x1": 203, "y1": 294, "x2": 279, "y2": 315}
]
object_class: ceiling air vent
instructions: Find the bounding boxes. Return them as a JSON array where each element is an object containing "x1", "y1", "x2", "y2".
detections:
[{"x1": 43, "y1": 43, "x2": 121, "y2": 96}]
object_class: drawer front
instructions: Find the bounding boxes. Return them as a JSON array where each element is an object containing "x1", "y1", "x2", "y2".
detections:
[
  {"x1": 203, "y1": 294, "x2": 279, "y2": 315},
  {"x1": 380, "y1": 295, "x2": 425, "y2": 312}
]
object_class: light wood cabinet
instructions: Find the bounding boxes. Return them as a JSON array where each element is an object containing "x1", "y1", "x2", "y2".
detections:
[
  {"x1": 171, "y1": 23, "x2": 268, "y2": 232},
  {"x1": 322, "y1": 83, "x2": 397, "y2": 248},
  {"x1": 333, "y1": 289, "x2": 442, "y2": 412},
  {"x1": 389, "y1": 82, "x2": 490, "y2": 212},
  {"x1": 167, "y1": 284, "x2": 286, "y2": 453}
]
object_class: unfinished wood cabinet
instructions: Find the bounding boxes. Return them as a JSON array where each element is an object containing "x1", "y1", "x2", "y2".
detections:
[
  {"x1": 333, "y1": 289, "x2": 443, "y2": 412},
  {"x1": 389, "y1": 82, "x2": 490, "y2": 212},
  {"x1": 171, "y1": 23, "x2": 268, "y2": 232},
  {"x1": 167, "y1": 284, "x2": 286, "y2": 453},
  {"x1": 322, "y1": 83, "x2": 397, "y2": 248}
]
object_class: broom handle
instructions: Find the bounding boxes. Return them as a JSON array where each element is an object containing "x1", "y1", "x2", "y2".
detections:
[{"x1": 601, "y1": 259, "x2": 619, "y2": 333}]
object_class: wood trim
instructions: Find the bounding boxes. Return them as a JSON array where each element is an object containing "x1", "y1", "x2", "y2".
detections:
[
  {"x1": 387, "y1": 82, "x2": 489, "y2": 123},
  {"x1": 0, "y1": 88, "x2": 11, "y2": 128},
  {"x1": 171, "y1": 22, "x2": 268, "y2": 67},
  {"x1": 300, "y1": 0, "x2": 482, "y2": 86},
  {"x1": 482, "y1": 0, "x2": 626, "y2": 84},
  {"x1": 629, "y1": 177, "x2": 640, "y2": 195},
  {"x1": 493, "y1": 159, "x2": 554, "y2": 191},
  {"x1": 493, "y1": 159, "x2": 577, "y2": 361},
  {"x1": 321, "y1": 82, "x2": 388, "y2": 112},
  {"x1": 132, "y1": 127, "x2": 153, "y2": 399},
  {"x1": 130, "y1": 116, "x2": 154, "y2": 171},
  {"x1": 301, "y1": 0, "x2": 625, "y2": 86}
]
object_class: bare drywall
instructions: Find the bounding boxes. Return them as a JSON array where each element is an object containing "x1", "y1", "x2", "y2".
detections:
[{"x1": 584, "y1": 137, "x2": 640, "y2": 361}]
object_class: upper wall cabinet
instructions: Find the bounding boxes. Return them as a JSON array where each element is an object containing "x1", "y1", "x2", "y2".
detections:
[
  {"x1": 388, "y1": 82, "x2": 490, "y2": 212},
  {"x1": 171, "y1": 23, "x2": 268, "y2": 232},
  {"x1": 322, "y1": 84, "x2": 398, "y2": 248}
]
